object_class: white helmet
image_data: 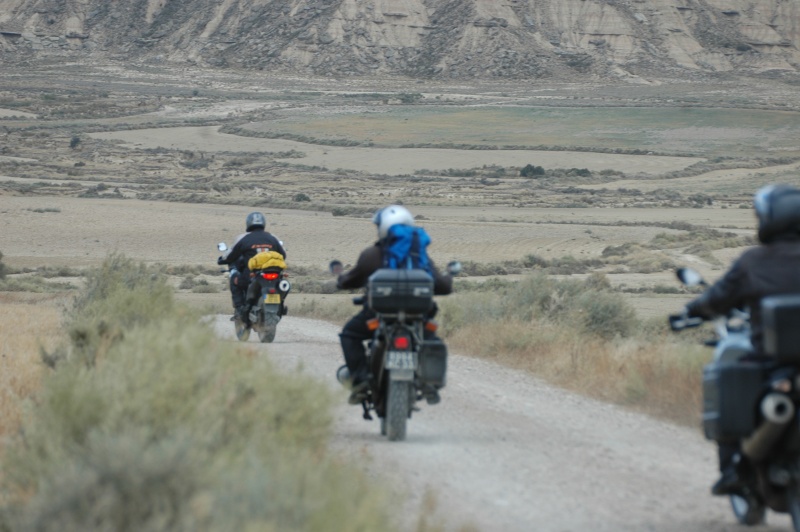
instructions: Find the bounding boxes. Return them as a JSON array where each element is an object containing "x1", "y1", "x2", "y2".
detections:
[{"x1": 372, "y1": 205, "x2": 414, "y2": 239}]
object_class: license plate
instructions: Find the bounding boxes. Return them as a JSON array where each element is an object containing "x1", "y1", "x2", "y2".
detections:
[
  {"x1": 386, "y1": 350, "x2": 417, "y2": 370},
  {"x1": 265, "y1": 294, "x2": 281, "y2": 304}
]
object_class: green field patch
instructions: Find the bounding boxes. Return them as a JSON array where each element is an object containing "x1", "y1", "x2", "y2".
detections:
[{"x1": 243, "y1": 105, "x2": 800, "y2": 158}]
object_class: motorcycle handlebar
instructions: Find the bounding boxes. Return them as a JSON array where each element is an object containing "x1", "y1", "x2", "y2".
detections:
[
  {"x1": 668, "y1": 313, "x2": 705, "y2": 331},
  {"x1": 352, "y1": 296, "x2": 365, "y2": 306}
]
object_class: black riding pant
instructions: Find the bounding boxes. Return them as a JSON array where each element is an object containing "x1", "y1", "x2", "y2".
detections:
[
  {"x1": 718, "y1": 441, "x2": 740, "y2": 471},
  {"x1": 339, "y1": 307, "x2": 376, "y2": 384},
  {"x1": 228, "y1": 271, "x2": 249, "y2": 309}
]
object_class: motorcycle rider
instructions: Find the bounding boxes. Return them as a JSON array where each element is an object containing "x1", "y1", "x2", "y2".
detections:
[
  {"x1": 337, "y1": 205, "x2": 454, "y2": 404},
  {"x1": 676, "y1": 184, "x2": 800, "y2": 496},
  {"x1": 218, "y1": 212, "x2": 287, "y2": 322}
]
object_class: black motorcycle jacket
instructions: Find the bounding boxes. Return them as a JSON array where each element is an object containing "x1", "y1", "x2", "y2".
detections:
[
  {"x1": 221, "y1": 230, "x2": 286, "y2": 270},
  {"x1": 686, "y1": 238, "x2": 800, "y2": 354},
  {"x1": 337, "y1": 242, "x2": 453, "y2": 295}
]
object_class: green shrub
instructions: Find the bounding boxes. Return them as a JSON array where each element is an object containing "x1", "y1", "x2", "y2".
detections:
[
  {"x1": 572, "y1": 290, "x2": 636, "y2": 340},
  {"x1": 520, "y1": 164, "x2": 545, "y2": 177},
  {"x1": 70, "y1": 253, "x2": 173, "y2": 335},
  {"x1": 1, "y1": 255, "x2": 396, "y2": 532},
  {"x1": 397, "y1": 92, "x2": 423, "y2": 104},
  {"x1": 440, "y1": 272, "x2": 638, "y2": 340},
  {"x1": 293, "y1": 193, "x2": 311, "y2": 202},
  {"x1": 568, "y1": 168, "x2": 591, "y2": 177},
  {"x1": 191, "y1": 283, "x2": 218, "y2": 294}
]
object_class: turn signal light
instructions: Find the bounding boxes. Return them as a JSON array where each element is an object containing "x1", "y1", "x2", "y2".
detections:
[
  {"x1": 425, "y1": 321, "x2": 438, "y2": 332},
  {"x1": 392, "y1": 336, "x2": 410, "y2": 350},
  {"x1": 262, "y1": 272, "x2": 279, "y2": 280},
  {"x1": 367, "y1": 318, "x2": 380, "y2": 331}
]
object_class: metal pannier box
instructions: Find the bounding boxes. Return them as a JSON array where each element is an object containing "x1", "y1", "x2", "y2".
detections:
[
  {"x1": 368, "y1": 268, "x2": 434, "y2": 314},
  {"x1": 419, "y1": 339, "x2": 448, "y2": 387},
  {"x1": 702, "y1": 362, "x2": 765, "y2": 442},
  {"x1": 762, "y1": 294, "x2": 800, "y2": 363}
]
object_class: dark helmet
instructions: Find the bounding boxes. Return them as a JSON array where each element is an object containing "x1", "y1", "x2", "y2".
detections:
[
  {"x1": 754, "y1": 184, "x2": 800, "y2": 243},
  {"x1": 245, "y1": 212, "x2": 266, "y2": 232}
]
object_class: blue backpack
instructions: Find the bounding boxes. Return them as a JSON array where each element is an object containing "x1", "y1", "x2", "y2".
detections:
[{"x1": 382, "y1": 225, "x2": 432, "y2": 273}]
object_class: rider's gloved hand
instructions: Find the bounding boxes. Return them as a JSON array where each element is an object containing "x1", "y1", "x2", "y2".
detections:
[
  {"x1": 669, "y1": 307, "x2": 705, "y2": 331},
  {"x1": 217, "y1": 256, "x2": 225, "y2": 265},
  {"x1": 668, "y1": 308, "x2": 690, "y2": 331}
]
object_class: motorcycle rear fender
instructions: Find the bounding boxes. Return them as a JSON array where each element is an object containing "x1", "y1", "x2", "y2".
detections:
[
  {"x1": 389, "y1": 369, "x2": 414, "y2": 381},
  {"x1": 263, "y1": 302, "x2": 282, "y2": 313}
]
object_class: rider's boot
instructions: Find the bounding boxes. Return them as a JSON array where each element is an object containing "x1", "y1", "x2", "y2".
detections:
[
  {"x1": 347, "y1": 371, "x2": 370, "y2": 405},
  {"x1": 235, "y1": 305, "x2": 251, "y2": 325},
  {"x1": 711, "y1": 451, "x2": 745, "y2": 496}
]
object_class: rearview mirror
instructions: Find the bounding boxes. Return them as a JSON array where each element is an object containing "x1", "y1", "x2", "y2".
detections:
[
  {"x1": 446, "y1": 261, "x2": 462, "y2": 276},
  {"x1": 329, "y1": 260, "x2": 343, "y2": 275},
  {"x1": 217, "y1": 242, "x2": 228, "y2": 252}
]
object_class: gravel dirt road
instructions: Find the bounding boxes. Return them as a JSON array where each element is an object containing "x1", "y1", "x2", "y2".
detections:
[{"x1": 214, "y1": 314, "x2": 791, "y2": 531}]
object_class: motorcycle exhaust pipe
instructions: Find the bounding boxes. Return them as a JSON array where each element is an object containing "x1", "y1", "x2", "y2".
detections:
[{"x1": 741, "y1": 393, "x2": 795, "y2": 463}]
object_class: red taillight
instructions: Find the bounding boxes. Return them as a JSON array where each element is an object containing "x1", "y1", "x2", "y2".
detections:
[
  {"x1": 392, "y1": 336, "x2": 410, "y2": 350},
  {"x1": 262, "y1": 272, "x2": 279, "y2": 280}
]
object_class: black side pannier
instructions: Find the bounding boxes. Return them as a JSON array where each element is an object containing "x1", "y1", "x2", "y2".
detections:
[
  {"x1": 702, "y1": 362, "x2": 766, "y2": 442},
  {"x1": 419, "y1": 339, "x2": 447, "y2": 387},
  {"x1": 762, "y1": 294, "x2": 800, "y2": 363},
  {"x1": 367, "y1": 268, "x2": 434, "y2": 314}
]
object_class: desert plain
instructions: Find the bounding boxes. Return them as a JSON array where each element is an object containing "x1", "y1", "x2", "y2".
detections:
[
  {"x1": 2, "y1": 61, "x2": 800, "y2": 317},
  {"x1": 4, "y1": 59, "x2": 800, "y2": 531}
]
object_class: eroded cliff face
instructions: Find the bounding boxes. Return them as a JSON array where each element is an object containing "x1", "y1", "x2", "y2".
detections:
[{"x1": 0, "y1": 0, "x2": 798, "y2": 80}]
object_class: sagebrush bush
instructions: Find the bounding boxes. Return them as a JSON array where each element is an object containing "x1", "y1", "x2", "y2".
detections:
[
  {"x1": 572, "y1": 289, "x2": 636, "y2": 340},
  {"x1": 1, "y1": 255, "x2": 396, "y2": 532},
  {"x1": 72, "y1": 253, "x2": 173, "y2": 327},
  {"x1": 439, "y1": 272, "x2": 636, "y2": 340}
]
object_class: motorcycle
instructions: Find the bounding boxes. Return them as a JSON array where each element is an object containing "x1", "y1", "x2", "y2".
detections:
[
  {"x1": 217, "y1": 242, "x2": 291, "y2": 343},
  {"x1": 670, "y1": 267, "x2": 800, "y2": 529},
  {"x1": 338, "y1": 262, "x2": 460, "y2": 442}
]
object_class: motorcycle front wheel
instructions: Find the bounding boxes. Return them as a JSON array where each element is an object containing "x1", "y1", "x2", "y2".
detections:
[
  {"x1": 234, "y1": 318, "x2": 251, "y2": 342},
  {"x1": 386, "y1": 379, "x2": 411, "y2": 441},
  {"x1": 730, "y1": 492, "x2": 766, "y2": 526}
]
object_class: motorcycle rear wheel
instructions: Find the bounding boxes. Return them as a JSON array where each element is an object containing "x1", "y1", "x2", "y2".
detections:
[
  {"x1": 386, "y1": 379, "x2": 410, "y2": 441},
  {"x1": 730, "y1": 492, "x2": 766, "y2": 526},
  {"x1": 258, "y1": 324, "x2": 277, "y2": 343}
]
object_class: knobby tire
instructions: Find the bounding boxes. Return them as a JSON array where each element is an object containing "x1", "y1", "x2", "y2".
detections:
[{"x1": 386, "y1": 378, "x2": 410, "y2": 441}]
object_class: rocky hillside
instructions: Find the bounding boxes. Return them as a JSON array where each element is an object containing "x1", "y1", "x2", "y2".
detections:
[{"x1": 1, "y1": 0, "x2": 798, "y2": 81}]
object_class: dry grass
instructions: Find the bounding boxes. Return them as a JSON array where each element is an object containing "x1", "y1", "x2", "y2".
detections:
[
  {"x1": 444, "y1": 319, "x2": 708, "y2": 425},
  {"x1": 0, "y1": 294, "x2": 66, "y2": 441}
]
